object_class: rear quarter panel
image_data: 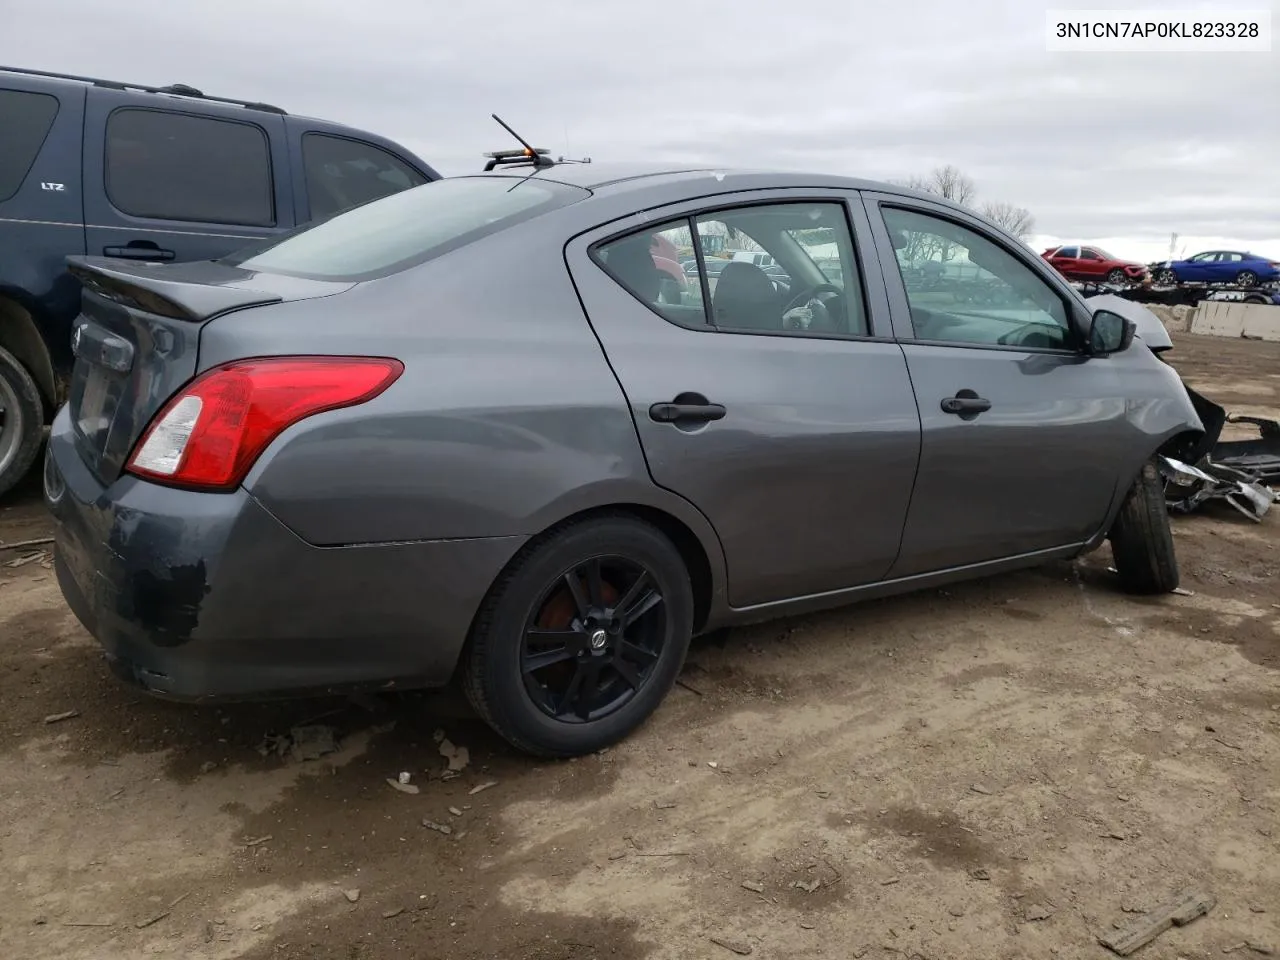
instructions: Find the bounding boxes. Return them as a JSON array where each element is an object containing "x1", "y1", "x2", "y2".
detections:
[{"x1": 197, "y1": 218, "x2": 727, "y2": 582}]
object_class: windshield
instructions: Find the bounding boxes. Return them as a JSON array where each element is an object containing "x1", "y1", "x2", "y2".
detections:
[{"x1": 224, "y1": 176, "x2": 588, "y2": 281}]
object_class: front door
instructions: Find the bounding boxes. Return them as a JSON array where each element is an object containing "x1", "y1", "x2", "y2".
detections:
[
  {"x1": 82, "y1": 88, "x2": 292, "y2": 266},
  {"x1": 864, "y1": 194, "x2": 1132, "y2": 577},
  {"x1": 567, "y1": 192, "x2": 921, "y2": 609}
]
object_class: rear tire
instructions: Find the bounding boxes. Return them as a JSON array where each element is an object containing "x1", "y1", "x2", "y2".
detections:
[
  {"x1": 1109, "y1": 459, "x2": 1179, "y2": 594},
  {"x1": 1236, "y1": 270, "x2": 1259, "y2": 288},
  {"x1": 462, "y1": 515, "x2": 694, "y2": 757},
  {"x1": 0, "y1": 345, "x2": 44, "y2": 499}
]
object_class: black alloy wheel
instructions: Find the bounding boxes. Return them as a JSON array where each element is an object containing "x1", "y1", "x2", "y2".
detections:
[{"x1": 521, "y1": 556, "x2": 666, "y2": 723}]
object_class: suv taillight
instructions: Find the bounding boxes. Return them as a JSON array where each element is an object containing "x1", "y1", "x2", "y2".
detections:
[{"x1": 126, "y1": 356, "x2": 404, "y2": 491}]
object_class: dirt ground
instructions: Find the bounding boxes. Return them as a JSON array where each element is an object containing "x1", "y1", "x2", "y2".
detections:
[{"x1": 2, "y1": 332, "x2": 1278, "y2": 960}]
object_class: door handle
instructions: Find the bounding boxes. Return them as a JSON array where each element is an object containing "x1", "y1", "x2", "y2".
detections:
[
  {"x1": 649, "y1": 401, "x2": 726, "y2": 424},
  {"x1": 940, "y1": 394, "x2": 992, "y2": 416},
  {"x1": 103, "y1": 244, "x2": 176, "y2": 261}
]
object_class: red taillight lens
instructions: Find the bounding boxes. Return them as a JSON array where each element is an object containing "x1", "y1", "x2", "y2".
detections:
[{"x1": 126, "y1": 356, "x2": 404, "y2": 491}]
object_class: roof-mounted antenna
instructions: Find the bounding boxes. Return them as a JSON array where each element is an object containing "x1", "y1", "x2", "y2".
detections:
[{"x1": 483, "y1": 114, "x2": 556, "y2": 171}]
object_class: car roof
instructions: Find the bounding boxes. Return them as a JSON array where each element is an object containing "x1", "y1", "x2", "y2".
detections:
[{"x1": 469, "y1": 162, "x2": 944, "y2": 204}]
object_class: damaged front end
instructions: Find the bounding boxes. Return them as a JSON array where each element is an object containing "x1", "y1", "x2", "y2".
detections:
[{"x1": 1159, "y1": 386, "x2": 1280, "y2": 523}]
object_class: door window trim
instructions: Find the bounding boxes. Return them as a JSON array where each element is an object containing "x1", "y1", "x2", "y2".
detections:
[
  {"x1": 103, "y1": 105, "x2": 277, "y2": 227},
  {"x1": 876, "y1": 199, "x2": 1085, "y2": 356},
  {"x1": 587, "y1": 195, "x2": 889, "y2": 343}
]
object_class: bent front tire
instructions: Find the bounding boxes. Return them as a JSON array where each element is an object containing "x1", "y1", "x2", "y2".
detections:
[
  {"x1": 1109, "y1": 459, "x2": 1179, "y2": 594},
  {"x1": 463, "y1": 515, "x2": 694, "y2": 758}
]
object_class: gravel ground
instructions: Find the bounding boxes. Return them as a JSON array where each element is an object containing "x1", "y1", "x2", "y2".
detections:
[{"x1": 1, "y1": 332, "x2": 1277, "y2": 960}]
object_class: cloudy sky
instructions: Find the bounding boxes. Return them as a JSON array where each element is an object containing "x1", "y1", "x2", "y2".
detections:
[{"x1": 7, "y1": 0, "x2": 1277, "y2": 261}]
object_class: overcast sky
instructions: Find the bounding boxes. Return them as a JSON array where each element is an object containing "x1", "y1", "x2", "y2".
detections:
[{"x1": 6, "y1": 0, "x2": 1277, "y2": 261}]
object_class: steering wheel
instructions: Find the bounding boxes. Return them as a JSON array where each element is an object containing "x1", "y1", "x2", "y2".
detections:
[{"x1": 784, "y1": 282, "x2": 843, "y2": 314}]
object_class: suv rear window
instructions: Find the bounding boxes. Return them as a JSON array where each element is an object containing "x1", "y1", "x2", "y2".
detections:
[
  {"x1": 106, "y1": 108, "x2": 274, "y2": 226},
  {"x1": 227, "y1": 176, "x2": 587, "y2": 281},
  {"x1": 302, "y1": 133, "x2": 427, "y2": 221},
  {"x1": 0, "y1": 89, "x2": 60, "y2": 202}
]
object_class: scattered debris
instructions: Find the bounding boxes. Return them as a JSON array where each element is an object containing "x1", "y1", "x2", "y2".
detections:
[
  {"x1": 740, "y1": 880, "x2": 765, "y2": 893},
  {"x1": 435, "y1": 730, "x2": 470, "y2": 777},
  {"x1": 1024, "y1": 903, "x2": 1055, "y2": 922},
  {"x1": 421, "y1": 819, "x2": 453, "y2": 836},
  {"x1": 63, "y1": 921, "x2": 113, "y2": 927},
  {"x1": 1161, "y1": 454, "x2": 1276, "y2": 523},
  {"x1": 0, "y1": 536, "x2": 55, "y2": 552},
  {"x1": 970, "y1": 784, "x2": 992, "y2": 795},
  {"x1": 881, "y1": 878, "x2": 900, "y2": 886},
  {"x1": 969, "y1": 868, "x2": 991, "y2": 881},
  {"x1": 655, "y1": 801, "x2": 677, "y2": 810},
  {"x1": 709, "y1": 935, "x2": 753, "y2": 955},
  {"x1": 468, "y1": 781, "x2": 498, "y2": 796},
  {"x1": 632, "y1": 851, "x2": 690, "y2": 857},
  {"x1": 1171, "y1": 586, "x2": 1195, "y2": 596},
  {"x1": 135, "y1": 891, "x2": 191, "y2": 930},
  {"x1": 386, "y1": 778, "x2": 420, "y2": 795},
  {"x1": 607, "y1": 851, "x2": 629, "y2": 861},
  {"x1": 1245, "y1": 943, "x2": 1275, "y2": 956},
  {"x1": 948, "y1": 905, "x2": 965, "y2": 917},
  {"x1": 43, "y1": 710, "x2": 79, "y2": 725},
  {"x1": 815, "y1": 790, "x2": 830, "y2": 799},
  {"x1": 792, "y1": 878, "x2": 821, "y2": 894},
  {"x1": 259, "y1": 725, "x2": 338, "y2": 763},
  {"x1": 4, "y1": 550, "x2": 47, "y2": 567},
  {"x1": 799, "y1": 921, "x2": 815, "y2": 930},
  {"x1": 343, "y1": 889, "x2": 360, "y2": 903},
  {"x1": 398, "y1": 771, "x2": 412, "y2": 784},
  {"x1": 448, "y1": 806, "x2": 463, "y2": 817},
  {"x1": 199, "y1": 761, "x2": 218, "y2": 774},
  {"x1": 1250, "y1": 905, "x2": 1267, "y2": 914},
  {"x1": 1098, "y1": 888, "x2": 1214, "y2": 956},
  {"x1": 675, "y1": 678, "x2": 704, "y2": 696},
  {"x1": 1102, "y1": 831, "x2": 1128, "y2": 841},
  {"x1": 241, "y1": 835, "x2": 273, "y2": 847},
  {"x1": 382, "y1": 908, "x2": 404, "y2": 920},
  {"x1": 1213, "y1": 737, "x2": 1243, "y2": 751},
  {"x1": 707, "y1": 761, "x2": 719, "y2": 769}
]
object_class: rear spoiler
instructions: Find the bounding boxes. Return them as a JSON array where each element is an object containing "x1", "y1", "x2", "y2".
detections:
[{"x1": 66, "y1": 255, "x2": 285, "y2": 322}]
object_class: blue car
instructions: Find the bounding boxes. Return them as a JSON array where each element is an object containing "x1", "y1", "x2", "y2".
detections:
[{"x1": 1154, "y1": 250, "x2": 1280, "y2": 287}]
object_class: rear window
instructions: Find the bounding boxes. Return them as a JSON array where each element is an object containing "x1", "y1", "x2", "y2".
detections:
[
  {"x1": 0, "y1": 89, "x2": 60, "y2": 202},
  {"x1": 226, "y1": 176, "x2": 587, "y2": 281}
]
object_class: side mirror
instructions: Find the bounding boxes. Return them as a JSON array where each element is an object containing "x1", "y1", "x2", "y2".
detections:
[{"x1": 1088, "y1": 309, "x2": 1136, "y2": 355}]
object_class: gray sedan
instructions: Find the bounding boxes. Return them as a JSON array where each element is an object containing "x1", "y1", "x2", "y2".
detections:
[{"x1": 45, "y1": 163, "x2": 1203, "y2": 757}]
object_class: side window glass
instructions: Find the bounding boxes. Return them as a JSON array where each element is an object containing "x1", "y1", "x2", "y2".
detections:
[
  {"x1": 0, "y1": 89, "x2": 60, "y2": 202},
  {"x1": 302, "y1": 134, "x2": 428, "y2": 222},
  {"x1": 1080, "y1": 249, "x2": 1101, "y2": 260},
  {"x1": 106, "y1": 108, "x2": 274, "y2": 226},
  {"x1": 696, "y1": 202, "x2": 868, "y2": 336},
  {"x1": 595, "y1": 219, "x2": 708, "y2": 328},
  {"x1": 883, "y1": 206, "x2": 1073, "y2": 350}
]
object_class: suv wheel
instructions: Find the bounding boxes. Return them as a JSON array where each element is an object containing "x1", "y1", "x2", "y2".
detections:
[
  {"x1": 463, "y1": 516, "x2": 694, "y2": 757},
  {"x1": 0, "y1": 345, "x2": 43, "y2": 498},
  {"x1": 1109, "y1": 459, "x2": 1179, "y2": 594}
]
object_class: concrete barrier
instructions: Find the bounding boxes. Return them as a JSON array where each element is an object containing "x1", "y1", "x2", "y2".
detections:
[
  {"x1": 1190, "y1": 301, "x2": 1280, "y2": 341},
  {"x1": 1145, "y1": 303, "x2": 1193, "y2": 333}
]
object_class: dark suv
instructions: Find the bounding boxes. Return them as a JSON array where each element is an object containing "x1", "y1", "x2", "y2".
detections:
[{"x1": 0, "y1": 66, "x2": 440, "y2": 496}]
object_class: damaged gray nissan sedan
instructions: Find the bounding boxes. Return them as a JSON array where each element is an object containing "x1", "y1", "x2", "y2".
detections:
[{"x1": 45, "y1": 160, "x2": 1203, "y2": 757}]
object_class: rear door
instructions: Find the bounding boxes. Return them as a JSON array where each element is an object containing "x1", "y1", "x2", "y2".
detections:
[
  {"x1": 567, "y1": 190, "x2": 921, "y2": 609},
  {"x1": 863, "y1": 193, "x2": 1131, "y2": 576},
  {"x1": 82, "y1": 88, "x2": 292, "y2": 265},
  {"x1": 1078, "y1": 247, "x2": 1107, "y2": 279}
]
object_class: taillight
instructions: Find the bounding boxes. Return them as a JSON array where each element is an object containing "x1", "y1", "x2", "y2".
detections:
[{"x1": 126, "y1": 356, "x2": 404, "y2": 491}]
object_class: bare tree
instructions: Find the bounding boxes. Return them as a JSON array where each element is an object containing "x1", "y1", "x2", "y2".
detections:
[
  {"x1": 927, "y1": 164, "x2": 977, "y2": 207},
  {"x1": 980, "y1": 201, "x2": 1036, "y2": 241}
]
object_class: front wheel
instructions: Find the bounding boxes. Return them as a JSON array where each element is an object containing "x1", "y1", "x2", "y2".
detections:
[
  {"x1": 1109, "y1": 459, "x2": 1179, "y2": 594},
  {"x1": 1106, "y1": 268, "x2": 1128, "y2": 284},
  {"x1": 1155, "y1": 268, "x2": 1178, "y2": 286},
  {"x1": 463, "y1": 515, "x2": 694, "y2": 757}
]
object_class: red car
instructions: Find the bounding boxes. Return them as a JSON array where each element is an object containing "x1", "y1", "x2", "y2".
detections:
[{"x1": 1042, "y1": 245, "x2": 1148, "y2": 284}]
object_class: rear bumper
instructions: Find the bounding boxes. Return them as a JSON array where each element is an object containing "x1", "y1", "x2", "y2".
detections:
[{"x1": 43, "y1": 408, "x2": 525, "y2": 700}]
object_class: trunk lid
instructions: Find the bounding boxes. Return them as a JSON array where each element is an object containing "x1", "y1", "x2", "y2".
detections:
[{"x1": 64, "y1": 255, "x2": 353, "y2": 485}]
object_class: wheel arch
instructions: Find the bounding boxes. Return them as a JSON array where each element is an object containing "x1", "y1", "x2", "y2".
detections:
[{"x1": 0, "y1": 295, "x2": 57, "y2": 415}]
